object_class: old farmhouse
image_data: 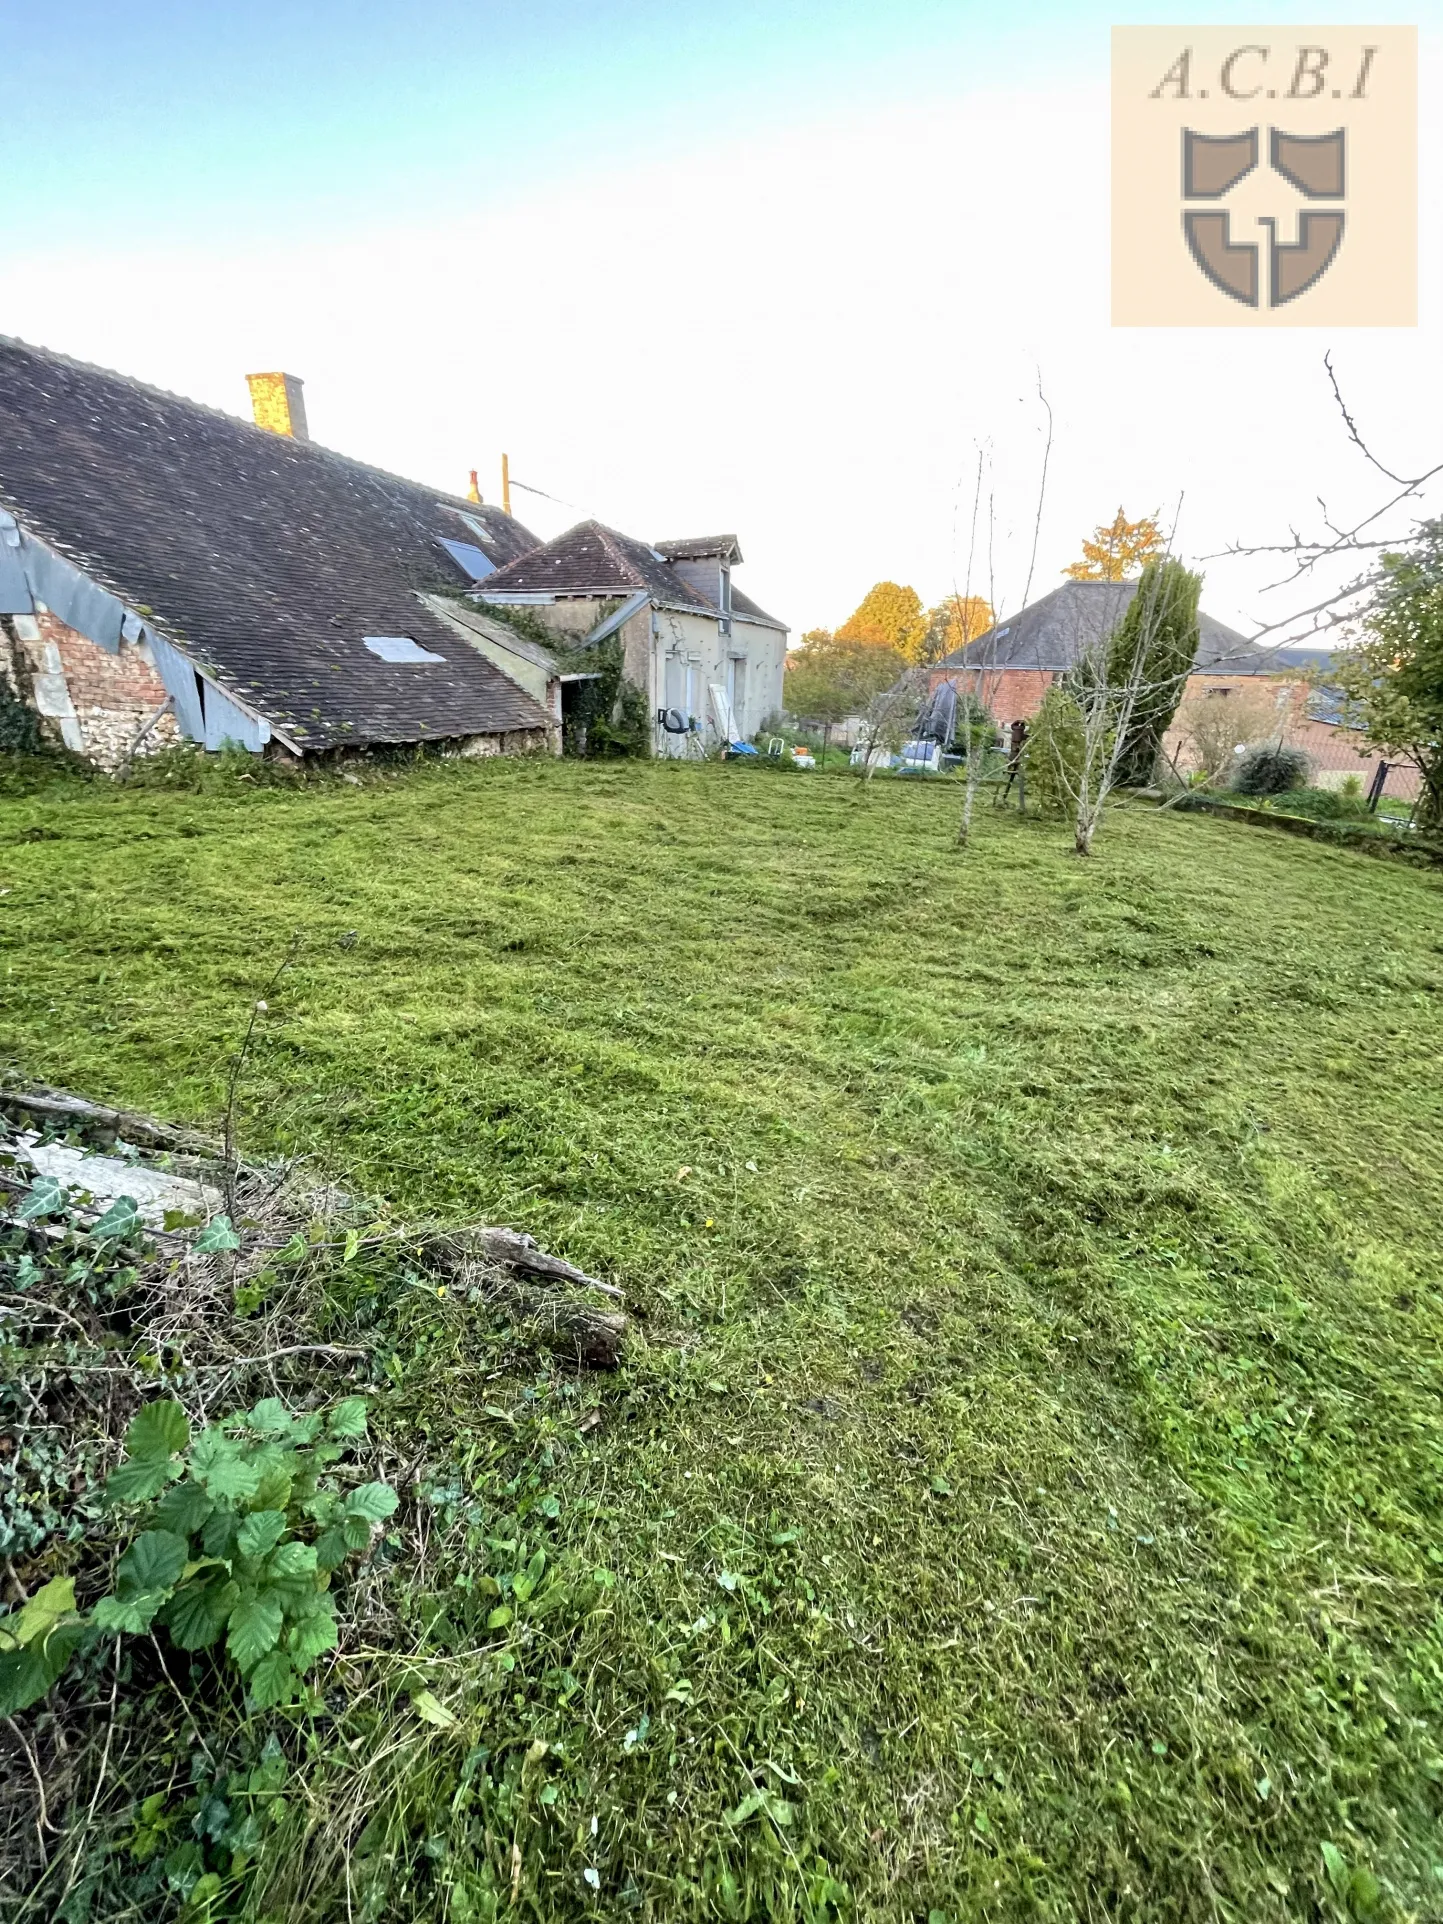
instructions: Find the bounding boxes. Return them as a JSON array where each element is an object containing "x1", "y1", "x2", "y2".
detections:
[
  {"x1": 475, "y1": 523, "x2": 788, "y2": 754},
  {"x1": 0, "y1": 337, "x2": 555, "y2": 765}
]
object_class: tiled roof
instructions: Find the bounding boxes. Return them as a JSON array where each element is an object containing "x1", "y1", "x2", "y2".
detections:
[
  {"x1": 654, "y1": 534, "x2": 742, "y2": 563},
  {"x1": 0, "y1": 335, "x2": 552, "y2": 749},
  {"x1": 938, "y1": 580, "x2": 1263, "y2": 675},
  {"x1": 479, "y1": 521, "x2": 714, "y2": 609},
  {"x1": 480, "y1": 519, "x2": 787, "y2": 632}
]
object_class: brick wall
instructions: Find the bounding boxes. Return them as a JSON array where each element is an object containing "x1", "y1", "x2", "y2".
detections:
[
  {"x1": 2, "y1": 609, "x2": 178, "y2": 767},
  {"x1": 928, "y1": 666, "x2": 1057, "y2": 724}
]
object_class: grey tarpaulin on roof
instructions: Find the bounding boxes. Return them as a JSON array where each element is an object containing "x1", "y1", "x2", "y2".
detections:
[
  {"x1": 0, "y1": 514, "x2": 31, "y2": 615},
  {"x1": 201, "y1": 679, "x2": 270, "y2": 752},
  {"x1": 20, "y1": 534, "x2": 124, "y2": 651},
  {"x1": 146, "y1": 631, "x2": 206, "y2": 741}
]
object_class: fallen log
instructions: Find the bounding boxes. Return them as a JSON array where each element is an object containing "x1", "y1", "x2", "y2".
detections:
[
  {"x1": 0, "y1": 1083, "x2": 224, "y2": 1159},
  {"x1": 1, "y1": 1084, "x2": 629, "y2": 1366},
  {"x1": 419, "y1": 1229, "x2": 628, "y2": 1368}
]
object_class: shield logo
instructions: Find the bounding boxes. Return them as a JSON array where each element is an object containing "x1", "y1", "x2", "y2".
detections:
[{"x1": 1181, "y1": 126, "x2": 1346, "y2": 308}]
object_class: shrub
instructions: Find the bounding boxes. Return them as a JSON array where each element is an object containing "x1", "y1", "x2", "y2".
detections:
[
  {"x1": 1232, "y1": 741, "x2": 1311, "y2": 796},
  {"x1": 1267, "y1": 785, "x2": 1371, "y2": 822},
  {"x1": 1104, "y1": 559, "x2": 1202, "y2": 787},
  {"x1": 0, "y1": 670, "x2": 45, "y2": 754},
  {"x1": 1022, "y1": 687, "x2": 1088, "y2": 815}
]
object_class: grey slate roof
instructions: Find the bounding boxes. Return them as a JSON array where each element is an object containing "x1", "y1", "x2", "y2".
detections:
[
  {"x1": 0, "y1": 334, "x2": 552, "y2": 750},
  {"x1": 480, "y1": 519, "x2": 787, "y2": 632},
  {"x1": 938, "y1": 580, "x2": 1265, "y2": 675}
]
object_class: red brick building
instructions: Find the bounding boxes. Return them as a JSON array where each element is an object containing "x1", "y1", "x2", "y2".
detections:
[{"x1": 929, "y1": 581, "x2": 1416, "y2": 801}]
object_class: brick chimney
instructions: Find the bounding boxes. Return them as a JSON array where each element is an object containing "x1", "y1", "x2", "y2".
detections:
[{"x1": 246, "y1": 372, "x2": 309, "y2": 441}]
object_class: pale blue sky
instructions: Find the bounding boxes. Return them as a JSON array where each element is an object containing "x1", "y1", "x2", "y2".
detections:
[{"x1": 2, "y1": 2, "x2": 1440, "y2": 633}]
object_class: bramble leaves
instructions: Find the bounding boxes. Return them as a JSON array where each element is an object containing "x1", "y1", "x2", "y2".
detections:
[
  {"x1": 0, "y1": 1576, "x2": 76, "y2": 1650},
  {"x1": 164, "y1": 1579, "x2": 238, "y2": 1651},
  {"x1": 345, "y1": 1482, "x2": 399, "y2": 1523},
  {"x1": 127, "y1": 1402, "x2": 190, "y2": 1461},
  {"x1": 106, "y1": 1401, "x2": 189, "y2": 1501},
  {"x1": 314, "y1": 1528, "x2": 349, "y2": 1571},
  {"x1": 286, "y1": 1603, "x2": 338, "y2": 1665},
  {"x1": 93, "y1": 1589, "x2": 169, "y2": 1634},
  {"x1": 328, "y1": 1397, "x2": 368, "y2": 1438},
  {"x1": 155, "y1": 1481, "x2": 214, "y2": 1537},
  {"x1": 227, "y1": 1591, "x2": 284, "y2": 1671},
  {"x1": 19, "y1": 1389, "x2": 387, "y2": 1715},
  {"x1": 117, "y1": 1530, "x2": 188, "y2": 1595},
  {"x1": 236, "y1": 1510, "x2": 287, "y2": 1560},
  {"x1": 105, "y1": 1455, "x2": 174, "y2": 1505},
  {"x1": 190, "y1": 1430, "x2": 263, "y2": 1502},
  {"x1": 267, "y1": 1540, "x2": 318, "y2": 1581},
  {"x1": 246, "y1": 1649, "x2": 299, "y2": 1708}
]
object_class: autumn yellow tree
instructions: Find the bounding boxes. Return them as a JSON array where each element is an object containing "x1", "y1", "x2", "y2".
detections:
[
  {"x1": 923, "y1": 594, "x2": 996, "y2": 664},
  {"x1": 1064, "y1": 509, "x2": 1164, "y2": 582},
  {"x1": 836, "y1": 582, "x2": 928, "y2": 662}
]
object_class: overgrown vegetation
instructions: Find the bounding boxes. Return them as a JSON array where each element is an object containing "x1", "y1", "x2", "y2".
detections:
[
  {"x1": 2, "y1": 757, "x2": 1442, "y2": 1921},
  {"x1": 0, "y1": 670, "x2": 45, "y2": 756}
]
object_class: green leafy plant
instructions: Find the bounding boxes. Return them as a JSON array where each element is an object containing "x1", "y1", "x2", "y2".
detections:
[
  {"x1": 0, "y1": 1574, "x2": 86, "y2": 1715},
  {"x1": 0, "y1": 1394, "x2": 395, "y2": 1714}
]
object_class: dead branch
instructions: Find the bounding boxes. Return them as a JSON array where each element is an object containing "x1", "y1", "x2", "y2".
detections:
[
  {"x1": 471, "y1": 1227, "x2": 625, "y2": 1300},
  {"x1": 0, "y1": 1084, "x2": 226, "y2": 1159}
]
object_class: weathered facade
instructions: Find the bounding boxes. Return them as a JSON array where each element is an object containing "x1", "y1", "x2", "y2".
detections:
[
  {"x1": 0, "y1": 337, "x2": 555, "y2": 764},
  {"x1": 0, "y1": 609, "x2": 179, "y2": 767},
  {"x1": 475, "y1": 523, "x2": 788, "y2": 754}
]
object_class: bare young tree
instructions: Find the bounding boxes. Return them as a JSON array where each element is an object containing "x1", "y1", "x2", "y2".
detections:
[
  {"x1": 945, "y1": 381, "x2": 1055, "y2": 847},
  {"x1": 1214, "y1": 355, "x2": 1443, "y2": 642}
]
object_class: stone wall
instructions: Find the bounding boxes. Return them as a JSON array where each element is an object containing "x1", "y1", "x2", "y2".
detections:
[{"x1": 0, "y1": 609, "x2": 179, "y2": 767}]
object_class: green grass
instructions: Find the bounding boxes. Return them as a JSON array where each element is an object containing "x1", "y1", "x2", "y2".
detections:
[{"x1": 4, "y1": 757, "x2": 1443, "y2": 1922}]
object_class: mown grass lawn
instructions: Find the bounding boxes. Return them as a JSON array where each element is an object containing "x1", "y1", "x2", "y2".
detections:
[{"x1": 3, "y1": 757, "x2": 1443, "y2": 1923}]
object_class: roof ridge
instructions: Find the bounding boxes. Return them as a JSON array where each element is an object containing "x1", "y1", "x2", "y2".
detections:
[{"x1": 0, "y1": 330, "x2": 500, "y2": 518}]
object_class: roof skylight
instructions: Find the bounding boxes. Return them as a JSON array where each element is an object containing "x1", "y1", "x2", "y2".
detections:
[{"x1": 364, "y1": 636, "x2": 446, "y2": 663}]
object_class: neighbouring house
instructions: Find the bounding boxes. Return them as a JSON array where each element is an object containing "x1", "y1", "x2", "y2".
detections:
[
  {"x1": 931, "y1": 580, "x2": 1417, "y2": 799},
  {"x1": 0, "y1": 336, "x2": 555, "y2": 766},
  {"x1": 474, "y1": 522, "x2": 789, "y2": 754}
]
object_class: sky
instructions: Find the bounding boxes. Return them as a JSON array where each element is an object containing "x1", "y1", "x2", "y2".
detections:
[{"x1": 1, "y1": 0, "x2": 1439, "y2": 639}]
